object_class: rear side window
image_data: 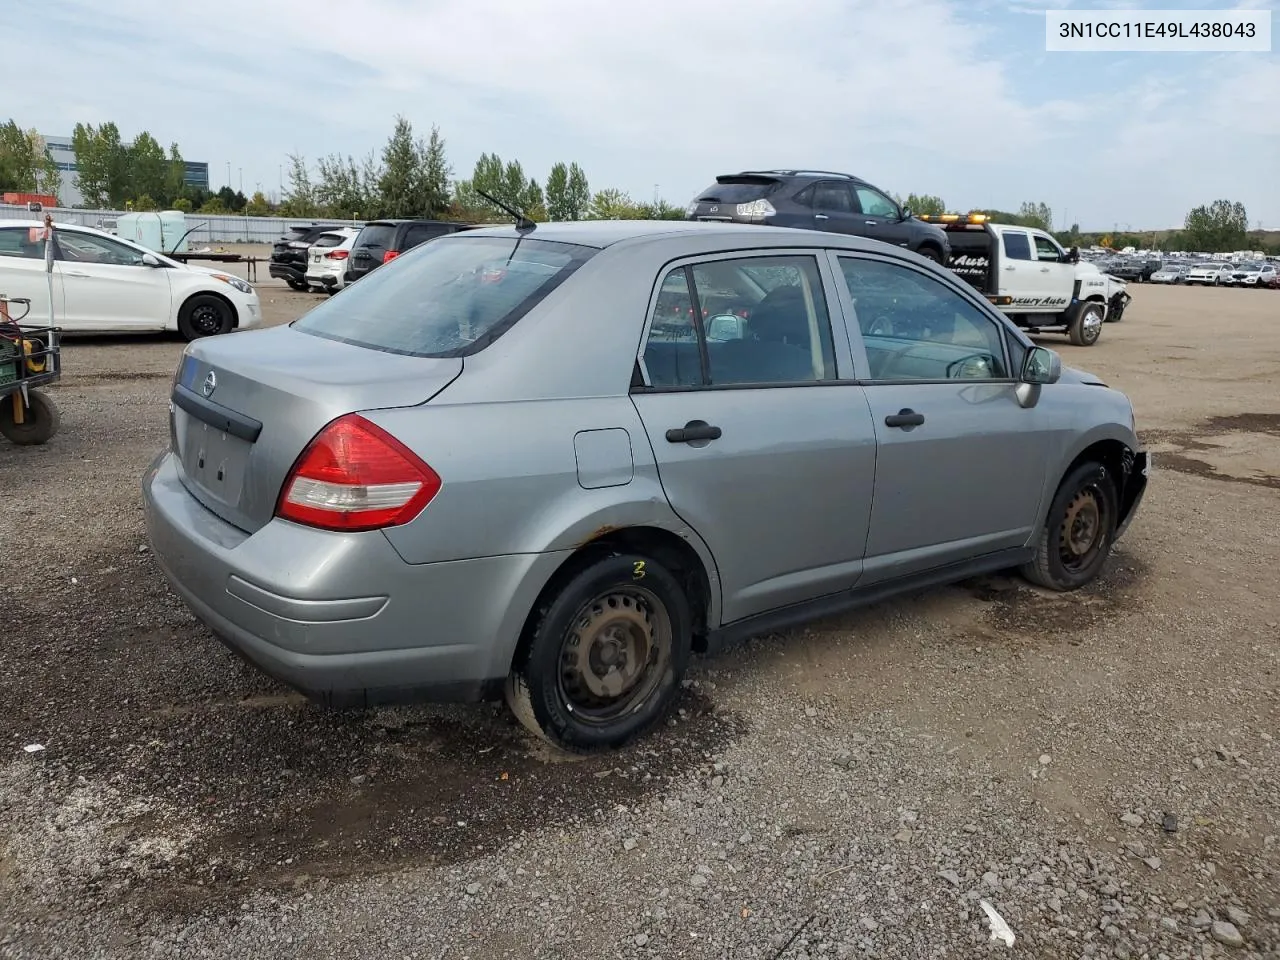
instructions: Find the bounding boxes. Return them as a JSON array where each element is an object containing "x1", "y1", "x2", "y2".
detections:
[
  {"x1": 355, "y1": 224, "x2": 398, "y2": 250},
  {"x1": 695, "y1": 178, "x2": 781, "y2": 203},
  {"x1": 402, "y1": 224, "x2": 450, "y2": 249},
  {"x1": 640, "y1": 255, "x2": 838, "y2": 389},
  {"x1": 0, "y1": 227, "x2": 43, "y2": 259},
  {"x1": 813, "y1": 182, "x2": 854, "y2": 213},
  {"x1": 293, "y1": 236, "x2": 597, "y2": 358},
  {"x1": 1002, "y1": 231, "x2": 1032, "y2": 261}
]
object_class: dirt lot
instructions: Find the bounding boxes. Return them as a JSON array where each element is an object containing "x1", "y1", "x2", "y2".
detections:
[{"x1": 1, "y1": 280, "x2": 1277, "y2": 959}]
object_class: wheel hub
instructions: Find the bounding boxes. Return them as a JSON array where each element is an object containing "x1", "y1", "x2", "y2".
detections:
[
  {"x1": 566, "y1": 594, "x2": 653, "y2": 701},
  {"x1": 1061, "y1": 490, "x2": 1100, "y2": 556}
]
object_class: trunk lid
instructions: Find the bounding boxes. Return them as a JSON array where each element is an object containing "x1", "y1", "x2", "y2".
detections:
[{"x1": 171, "y1": 324, "x2": 461, "y2": 533}]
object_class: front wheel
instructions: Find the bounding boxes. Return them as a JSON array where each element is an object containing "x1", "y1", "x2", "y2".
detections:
[
  {"x1": 505, "y1": 552, "x2": 692, "y2": 752},
  {"x1": 0, "y1": 389, "x2": 60, "y2": 445},
  {"x1": 916, "y1": 246, "x2": 944, "y2": 265},
  {"x1": 1021, "y1": 461, "x2": 1119, "y2": 591},
  {"x1": 1067, "y1": 302, "x2": 1104, "y2": 346},
  {"x1": 178, "y1": 294, "x2": 233, "y2": 341}
]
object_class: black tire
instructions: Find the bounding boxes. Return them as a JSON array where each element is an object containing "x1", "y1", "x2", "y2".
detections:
[
  {"x1": 505, "y1": 552, "x2": 692, "y2": 752},
  {"x1": 0, "y1": 389, "x2": 60, "y2": 445},
  {"x1": 1067, "y1": 302, "x2": 1104, "y2": 346},
  {"x1": 286, "y1": 278, "x2": 308, "y2": 292},
  {"x1": 1021, "y1": 461, "x2": 1119, "y2": 592},
  {"x1": 916, "y1": 246, "x2": 944, "y2": 265},
  {"x1": 178, "y1": 294, "x2": 234, "y2": 341}
]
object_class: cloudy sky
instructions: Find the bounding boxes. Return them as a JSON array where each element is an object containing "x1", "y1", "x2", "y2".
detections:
[{"x1": 12, "y1": 0, "x2": 1279, "y2": 229}]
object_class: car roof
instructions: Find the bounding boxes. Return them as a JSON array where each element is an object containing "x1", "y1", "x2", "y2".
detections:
[
  {"x1": 447, "y1": 219, "x2": 903, "y2": 255},
  {"x1": 365, "y1": 218, "x2": 472, "y2": 227}
]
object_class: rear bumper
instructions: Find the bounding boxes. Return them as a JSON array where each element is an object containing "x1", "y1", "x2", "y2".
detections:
[
  {"x1": 142, "y1": 451, "x2": 567, "y2": 706},
  {"x1": 268, "y1": 262, "x2": 305, "y2": 281}
]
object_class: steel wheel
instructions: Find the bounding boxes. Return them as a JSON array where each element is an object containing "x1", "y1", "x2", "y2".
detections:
[
  {"x1": 558, "y1": 586, "x2": 672, "y2": 725},
  {"x1": 1057, "y1": 487, "x2": 1109, "y2": 574}
]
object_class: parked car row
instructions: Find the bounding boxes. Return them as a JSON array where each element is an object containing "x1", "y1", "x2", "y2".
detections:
[{"x1": 1095, "y1": 254, "x2": 1279, "y2": 289}]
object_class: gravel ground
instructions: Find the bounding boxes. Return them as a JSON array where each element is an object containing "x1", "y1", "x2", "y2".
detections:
[{"x1": 1, "y1": 281, "x2": 1277, "y2": 959}]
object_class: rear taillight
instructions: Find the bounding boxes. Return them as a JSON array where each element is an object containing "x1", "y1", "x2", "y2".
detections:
[
  {"x1": 276, "y1": 415, "x2": 441, "y2": 532},
  {"x1": 382, "y1": 250, "x2": 400, "y2": 264},
  {"x1": 735, "y1": 199, "x2": 776, "y2": 219},
  {"x1": 324, "y1": 249, "x2": 349, "y2": 260}
]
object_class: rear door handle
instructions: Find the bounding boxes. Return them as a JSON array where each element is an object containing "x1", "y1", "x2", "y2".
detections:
[
  {"x1": 1004, "y1": 265, "x2": 1017, "y2": 271},
  {"x1": 666, "y1": 420, "x2": 722, "y2": 443},
  {"x1": 814, "y1": 214, "x2": 829, "y2": 221},
  {"x1": 66, "y1": 271, "x2": 90, "y2": 278},
  {"x1": 884, "y1": 408, "x2": 925, "y2": 429},
  {"x1": 1040, "y1": 267, "x2": 1050, "y2": 273},
  {"x1": 865, "y1": 220, "x2": 877, "y2": 225}
]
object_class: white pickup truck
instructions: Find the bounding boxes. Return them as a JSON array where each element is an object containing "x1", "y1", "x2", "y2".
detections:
[{"x1": 920, "y1": 215, "x2": 1131, "y2": 347}]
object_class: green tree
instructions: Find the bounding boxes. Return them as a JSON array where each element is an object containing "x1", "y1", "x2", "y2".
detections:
[
  {"x1": 317, "y1": 153, "x2": 371, "y2": 218},
  {"x1": 1183, "y1": 199, "x2": 1248, "y2": 253},
  {"x1": 163, "y1": 143, "x2": 187, "y2": 206},
  {"x1": 418, "y1": 124, "x2": 452, "y2": 218},
  {"x1": 376, "y1": 115, "x2": 421, "y2": 218},
  {"x1": 280, "y1": 153, "x2": 319, "y2": 217},
  {"x1": 565, "y1": 162, "x2": 590, "y2": 220},
  {"x1": 0, "y1": 123, "x2": 61, "y2": 201},
  {"x1": 523, "y1": 178, "x2": 545, "y2": 220},
  {"x1": 636, "y1": 199, "x2": 685, "y2": 220},
  {"x1": 545, "y1": 162, "x2": 571, "y2": 220},
  {"x1": 588, "y1": 188, "x2": 642, "y2": 220},
  {"x1": 1017, "y1": 201, "x2": 1053, "y2": 232},
  {"x1": 127, "y1": 131, "x2": 168, "y2": 204},
  {"x1": 69, "y1": 122, "x2": 110, "y2": 206},
  {"x1": 198, "y1": 196, "x2": 227, "y2": 214},
  {"x1": 244, "y1": 190, "x2": 271, "y2": 217},
  {"x1": 171, "y1": 197, "x2": 193, "y2": 213},
  {"x1": 903, "y1": 193, "x2": 946, "y2": 217},
  {"x1": 130, "y1": 194, "x2": 158, "y2": 212},
  {"x1": 98, "y1": 123, "x2": 130, "y2": 207}
]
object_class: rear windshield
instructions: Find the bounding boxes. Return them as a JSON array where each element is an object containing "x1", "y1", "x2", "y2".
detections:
[
  {"x1": 293, "y1": 235, "x2": 597, "y2": 358},
  {"x1": 312, "y1": 233, "x2": 347, "y2": 248},
  {"x1": 695, "y1": 178, "x2": 781, "y2": 203},
  {"x1": 284, "y1": 227, "x2": 312, "y2": 241},
  {"x1": 354, "y1": 223, "x2": 398, "y2": 249}
]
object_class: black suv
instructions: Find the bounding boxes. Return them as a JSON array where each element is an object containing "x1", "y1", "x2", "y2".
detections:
[
  {"x1": 686, "y1": 170, "x2": 949, "y2": 263},
  {"x1": 270, "y1": 223, "x2": 347, "y2": 291},
  {"x1": 344, "y1": 219, "x2": 477, "y2": 284}
]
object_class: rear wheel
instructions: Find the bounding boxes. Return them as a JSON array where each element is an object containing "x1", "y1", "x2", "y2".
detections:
[
  {"x1": 1067, "y1": 302, "x2": 1104, "y2": 346},
  {"x1": 0, "y1": 389, "x2": 60, "y2": 445},
  {"x1": 505, "y1": 552, "x2": 692, "y2": 752},
  {"x1": 916, "y1": 246, "x2": 944, "y2": 265},
  {"x1": 286, "y1": 278, "x2": 308, "y2": 292},
  {"x1": 1021, "y1": 461, "x2": 1118, "y2": 591},
  {"x1": 178, "y1": 294, "x2": 234, "y2": 341}
]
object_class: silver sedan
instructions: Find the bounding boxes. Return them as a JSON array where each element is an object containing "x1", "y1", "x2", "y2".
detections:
[{"x1": 143, "y1": 221, "x2": 1148, "y2": 750}]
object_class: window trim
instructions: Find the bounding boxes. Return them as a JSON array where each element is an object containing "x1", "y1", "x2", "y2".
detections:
[
  {"x1": 827, "y1": 249, "x2": 1019, "y2": 386},
  {"x1": 631, "y1": 248, "x2": 855, "y2": 394}
]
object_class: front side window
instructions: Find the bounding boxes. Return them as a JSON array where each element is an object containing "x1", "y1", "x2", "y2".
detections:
[
  {"x1": 641, "y1": 255, "x2": 838, "y2": 388},
  {"x1": 1033, "y1": 235, "x2": 1063, "y2": 261},
  {"x1": 837, "y1": 256, "x2": 1009, "y2": 382},
  {"x1": 294, "y1": 236, "x2": 597, "y2": 357},
  {"x1": 1002, "y1": 231, "x2": 1032, "y2": 261},
  {"x1": 57, "y1": 231, "x2": 148, "y2": 266},
  {"x1": 854, "y1": 186, "x2": 899, "y2": 219}
]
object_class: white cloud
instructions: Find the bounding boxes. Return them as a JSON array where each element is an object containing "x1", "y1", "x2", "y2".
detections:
[{"x1": 9, "y1": 0, "x2": 1279, "y2": 228}]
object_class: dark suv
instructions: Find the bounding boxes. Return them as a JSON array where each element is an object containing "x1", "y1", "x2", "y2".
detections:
[
  {"x1": 270, "y1": 223, "x2": 347, "y2": 291},
  {"x1": 686, "y1": 170, "x2": 949, "y2": 263},
  {"x1": 344, "y1": 219, "x2": 477, "y2": 284}
]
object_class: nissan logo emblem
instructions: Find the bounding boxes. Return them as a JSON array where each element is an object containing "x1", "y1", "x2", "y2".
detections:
[{"x1": 202, "y1": 371, "x2": 217, "y2": 397}]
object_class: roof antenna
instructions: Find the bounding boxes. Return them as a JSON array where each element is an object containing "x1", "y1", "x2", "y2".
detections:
[{"x1": 477, "y1": 189, "x2": 535, "y2": 232}]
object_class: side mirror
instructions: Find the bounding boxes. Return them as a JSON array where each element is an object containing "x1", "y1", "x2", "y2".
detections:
[
  {"x1": 900, "y1": 207, "x2": 911, "y2": 220},
  {"x1": 1021, "y1": 345, "x2": 1061, "y2": 385},
  {"x1": 141, "y1": 252, "x2": 161, "y2": 267}
]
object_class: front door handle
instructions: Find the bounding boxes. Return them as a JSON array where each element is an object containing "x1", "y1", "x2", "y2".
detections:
[
  {"x1": 66, "y1": 271, "x2": 90, "y2": 278},
  {"x1": 884, "y1": 408, "x2": 925, "y2": 429},
  {"x1": 1040, "y1": 267, "x2": 1050, "y2": 273},
  {"x1": 865, "y1": 220, "x2": 877, "y2": 225},
  {"x1": 666, "y1": 420, "x2": 722, "y2": 443},
  {"x1": 1004, "y1": 265, "x2": 1017, "y2": 271},
  {"x1": 814, "y1": 214, "x2": 829, "y2": 221}
]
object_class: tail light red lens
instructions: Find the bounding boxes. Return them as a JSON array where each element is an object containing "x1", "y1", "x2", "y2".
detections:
[
  {"x1": 276, "y1": 415, "x2": 441, "y2": 532},
  {"x1": 382, "y1": 250, "x2": 400, "y2": 264},
  {"x1": 324, "y1": 249, "x2": 349, "y2": 260}
]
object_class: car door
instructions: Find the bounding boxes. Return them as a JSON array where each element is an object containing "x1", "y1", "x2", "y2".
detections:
[
  {"x1": 829, "y1": 251, "x2": 1057, "y2": 583},
  {"x1": 994, "y1": 228, "x2": 1043, "y2": 307},
  {"x1": 55, "y1": 230, "x2": 172, "y2": 331},
  {"x1": 851, "y1": 184, "x2": 913, "y2": 250},
  {"x1": 1030, "y1": 231, "x2": 1075, "y2": 310},
  {"x1": 630, "y1": 251, "x2": 877, "y2": 625},
  {"x1": 0, "y1": 226, "x2": 64, "y2": 324},
  {"x1": 806, "y1": 181, "x2": 863, "y2": 236}
]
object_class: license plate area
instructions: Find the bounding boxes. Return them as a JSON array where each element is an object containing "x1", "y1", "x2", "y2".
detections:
[{"x1": 175, "y1": 407, "x2": 251, "y2": 506}]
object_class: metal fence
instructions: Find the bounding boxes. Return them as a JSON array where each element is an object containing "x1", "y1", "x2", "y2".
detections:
[{"x1": 0, "y1": 203, "x2": 364, "y2": 245}]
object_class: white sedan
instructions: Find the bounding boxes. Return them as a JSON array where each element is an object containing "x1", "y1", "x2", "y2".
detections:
[{"x1": 0, "y1": 219, "x2": 261, "y2": 340}]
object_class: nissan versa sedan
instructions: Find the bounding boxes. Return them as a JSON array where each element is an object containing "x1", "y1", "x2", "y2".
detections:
[{"x1": 143, "y1": 221, "x2": 1149, "y2": 751}]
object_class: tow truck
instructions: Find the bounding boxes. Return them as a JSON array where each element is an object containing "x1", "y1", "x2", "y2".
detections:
[{"x1": 919, "y1": 213, "x2": 1131, "y2": 347}]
